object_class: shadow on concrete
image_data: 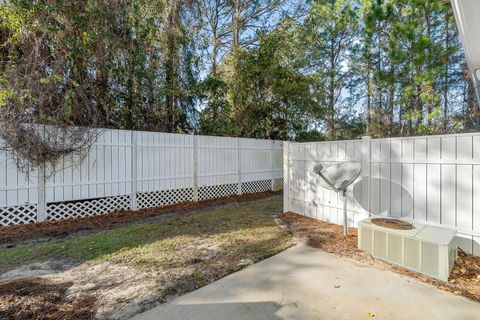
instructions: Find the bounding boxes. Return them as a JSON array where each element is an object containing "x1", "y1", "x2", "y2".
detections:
[{"x1": 136, "y1": 301, "x2": 283, "y2": 320}]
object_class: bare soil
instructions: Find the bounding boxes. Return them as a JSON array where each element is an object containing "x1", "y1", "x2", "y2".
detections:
[{"x1": 281, "y1": 212, "x2": 480, "y2": 303}]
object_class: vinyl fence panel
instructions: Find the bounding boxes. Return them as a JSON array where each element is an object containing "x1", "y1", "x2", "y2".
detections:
[
  {"x1": 0, "y1": 129, "x2": 283, "y2": 226},
  {"x1": 0, "y1": 149, "x2": 38, "y2": 224},
  {"x1": 285, "y1": 133, "x2": 480, "y2": 256}
]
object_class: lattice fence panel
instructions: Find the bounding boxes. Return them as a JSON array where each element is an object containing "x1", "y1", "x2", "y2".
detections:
[
  {"x1": 273, "y1": 178, "x2": 284, "y2": 191},
  {"x1": 198, "y1": 183, "x2": 237, "y2": 200},
  {"x1": 137, "y1": 188, "x2": 194, "y2": 209},
  {"x1": 241, "y1": 179, "x2": 272, "y2": 194},
  {"x1": 47, "y1": 195, "x2": 131, "y2": 221},
  {"x1": 0, "y1": 205, "x2": 37, "y2": 226}
]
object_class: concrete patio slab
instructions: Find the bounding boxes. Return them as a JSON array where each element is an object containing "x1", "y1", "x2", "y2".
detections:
[{"x1": 132, "y1": 244, "x2": 480, "y2": 320}]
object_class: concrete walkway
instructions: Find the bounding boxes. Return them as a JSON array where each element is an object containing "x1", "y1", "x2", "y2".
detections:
[{"x1": 133, "y1": 245, "x2": 480, "y2": 320}]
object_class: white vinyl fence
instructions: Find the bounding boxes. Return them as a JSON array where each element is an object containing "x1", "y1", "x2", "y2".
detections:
[
  {"x1": 0, "y1": 129, "x2": 283, "y2": 226},
  {"x1": 284, "y1": 133, "x2": 480, "y2": 256}
]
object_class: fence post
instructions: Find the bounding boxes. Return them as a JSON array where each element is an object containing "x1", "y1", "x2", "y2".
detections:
[
  {"x1": 37, "y1": 163, "x2": 46, "y2": 222},
  {"x1": 237, "y1": 138, "x2": 242, "y2": 195},
  {"x1": 192, "y1": 134, "x2": 199, "y2": 201},
  {"x1": 131, "y1": 131, "x2": 138, "y2": 211},
  {"x1": 361, "y1": 136, "x2": 371, "y2": 215},
  {"x1": 283, "y1": 141, "x2": 290, "y2": 213},
  {"x1": 270, "y1": 140, "x2": 275, "y2": 191}
]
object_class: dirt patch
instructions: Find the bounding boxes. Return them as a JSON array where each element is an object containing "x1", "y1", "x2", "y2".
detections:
[
  {"x1": 52, "y1": 260, "x2": 165, "y2": 319},
  {"x1": 0, "y1": 257, "x2": 210, "y2": 320},
  {"x1": 0, "y1": 260, "x2": 76, "y2": 281},
  {"x1": 0, "y1": 191, "x2": 280, "y2": 248},
  {"x1": 0, "y1": 277, "x2": 96, "y2": 320},
  {"x1": 281, "y1": 212, "x2": 480, "y2": 303}
]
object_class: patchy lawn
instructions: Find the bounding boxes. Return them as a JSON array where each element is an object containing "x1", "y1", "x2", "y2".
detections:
[
  {"x1": 0, "y1": 196, "x2": 293, "y2": 320},
  {"x1": 281, "y1": 212, "x2": 480, "y2": 303},
  {"x1": 0, "y1": 191, "x2": 281, "y2": 248}
]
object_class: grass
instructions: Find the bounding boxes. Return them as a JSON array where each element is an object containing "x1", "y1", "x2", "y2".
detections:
[
  {"x1": 0, "y1": 196, "x2": 293, "y2": 319},
  {"x1": 0, "y1": 196, "x2": 292, "y2": 273}
]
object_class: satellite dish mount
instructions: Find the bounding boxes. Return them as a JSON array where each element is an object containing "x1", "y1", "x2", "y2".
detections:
[{"x1": 314, "y1": 162, "x2": 362, "y2": 236}]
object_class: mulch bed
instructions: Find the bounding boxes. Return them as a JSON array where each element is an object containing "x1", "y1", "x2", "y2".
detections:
[
  {"x1": 0, "y1": 277, "x2": 96, "y2": 320},
  {"x1": 281, "y1": 212, "x2": 480, "y2": 303},
  {"x1": 0, "y1": 191, "x2": 281, "y2": 248}
]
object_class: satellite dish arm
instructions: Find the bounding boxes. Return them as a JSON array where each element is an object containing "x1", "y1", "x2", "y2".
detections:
[
  {"x1": 314, "y1": 164, "x2": 340, "y2": 192},
  {"x1": 318, "y1": 171, "x2": 340, "y2": 192}
]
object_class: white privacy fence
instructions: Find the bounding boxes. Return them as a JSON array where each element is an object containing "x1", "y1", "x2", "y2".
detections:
[
  {"x1": 0, "y1": 129, "x2": 283, "y2": 226},
  {"x1": 284, "y1": 133, "x2": 480, "y2": 256}
]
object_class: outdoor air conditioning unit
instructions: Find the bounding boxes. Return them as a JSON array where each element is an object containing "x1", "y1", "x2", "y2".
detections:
[{"x1": 358, "y1": 217, "x2": 457, "y2": 282}]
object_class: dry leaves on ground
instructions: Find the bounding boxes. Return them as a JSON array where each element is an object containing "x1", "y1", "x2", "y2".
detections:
[
  {"x1": 281, "y1": 212, "x2": 480, "y2": 303},
  {"x1": 0, "y1": 277, "x2": 96, "y2": 320}
]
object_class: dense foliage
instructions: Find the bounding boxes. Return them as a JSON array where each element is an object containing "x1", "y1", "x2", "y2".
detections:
[{"x1": 0, "y1": 0, "x2": 478, "y2": 143}]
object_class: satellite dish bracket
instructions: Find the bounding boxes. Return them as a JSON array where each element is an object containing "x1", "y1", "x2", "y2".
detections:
[{"x1": 314, "y1": 161, "x2": 361, "y2": 236}]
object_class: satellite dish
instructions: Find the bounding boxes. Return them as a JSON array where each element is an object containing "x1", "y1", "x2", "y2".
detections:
[
  {"x1": 314, "y1": 162, "x2": 362, "y2": 192},
  {"x1": 314, "y1": 161, "x2": 361, "y2": 236}
]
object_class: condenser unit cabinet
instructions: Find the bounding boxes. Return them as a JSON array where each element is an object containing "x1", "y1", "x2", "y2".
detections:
[{"x1": 358, "y1": 217, "x2": 457, "y2": 282}]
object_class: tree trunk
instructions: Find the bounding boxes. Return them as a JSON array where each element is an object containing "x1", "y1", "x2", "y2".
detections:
[
  {"x1": 232, "y1": 0, "x2": 242, "y2": 51},
  {"x1": 328, "y1": 38, "x2": 336, "y2": 139},
  {"x1": 211, "y1": 37, "x2": 219, "y2": 77},
  {"x1": 443, "y1": 15, "x2": 450, "y2": 132},
  {"x1": 95, "y1": 41, "x2": 109, "y2": 125},
  {"x1": 366, "y1": 57, "x2": 372, "y2": 136},
  {"x1": 376, "y1": 31, "x2": 383, "y2": 136},
  {"x1": 387, "y1": 34, "x2": 395, "y2": 136},
  {"x1": 465, "y1": 69, "x2": 476, "y2": 129},
  {"x1": 415, "y1": 64, "x2": 423, "y2": 134},
  {"x1": 425, "y1": 10, "x2": 433, "y2": 127},
  {"x1": 387, "y1": 65, "x2": 395, "y2": 136},
  {"x1": 164, "y1": 1, "x2": 180, "y2": 132}
]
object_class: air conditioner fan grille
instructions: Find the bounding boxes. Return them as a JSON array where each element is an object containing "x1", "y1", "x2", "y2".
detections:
[{"x1": 371, "y1": 218, "x2": 415, "y2": 230}]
